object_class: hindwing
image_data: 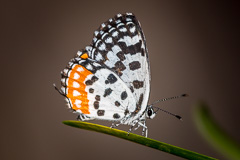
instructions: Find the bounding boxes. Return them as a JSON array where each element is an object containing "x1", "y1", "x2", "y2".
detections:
[{"x1": 61, "y1": 56, "x2": 137, "y2": 121}]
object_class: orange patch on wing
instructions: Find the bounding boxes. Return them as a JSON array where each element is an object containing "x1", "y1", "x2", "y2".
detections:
[
  {"x1": 67, "y1": 64, "x2": 92, "y2": 114},
  {"x1": 80, "y1": 53, "x2": 89, "y2": 59}
]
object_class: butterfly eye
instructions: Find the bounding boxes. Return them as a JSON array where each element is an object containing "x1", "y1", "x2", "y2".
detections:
[{"x1": 147, "y1": 109, "x2": 153, "y2": 117}]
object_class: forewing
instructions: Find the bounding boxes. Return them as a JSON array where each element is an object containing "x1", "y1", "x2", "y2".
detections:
[{"x1": 90, "y1": 13, "x2": 150, "y2": 115}]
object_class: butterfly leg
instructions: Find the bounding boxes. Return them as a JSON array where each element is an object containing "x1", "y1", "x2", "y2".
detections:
[
  {"x1": 137, "y1": 121, "x2": 148, "y2": 137},
  {"x1": 127, "y1": 125, "x2": 135, "y2": 135},
  {"x1": 127, "y1": 120, "x2": 138, "y2": 135},
  {"x1": 77, "y1": 115, "x2": 81, "y2": 120},
  {"x1": 110, "y1": 122, "x2": 121, "y2": 129},
  {"x1": 76, "y1": 114, "x2": 85, "y2": 121},
  {"x1": 133, "y1": 123, "x2": 141, "y2": 131},
  {"x1": 77, "y1": 114, "x2": 87, "y2": 121}
]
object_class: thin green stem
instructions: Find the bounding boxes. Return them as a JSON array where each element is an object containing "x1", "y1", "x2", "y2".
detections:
[{"x1": 63, "y1": 120, "x2": 216, "y2": 160}]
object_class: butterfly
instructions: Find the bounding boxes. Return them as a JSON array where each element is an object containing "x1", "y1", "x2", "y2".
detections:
[{"x1": 55, "y1": 13, "x2": 184, "y2": 137}]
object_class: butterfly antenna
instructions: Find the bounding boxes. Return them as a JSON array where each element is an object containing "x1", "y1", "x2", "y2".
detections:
[
  {"x1": 152, "y1": 106, "x2": 183, "y2": 121},
  {"x1": 150, "y1": 94, "x2": 188, "y2": 121},
  {"x1": 151, "y1": 94, "x2": 188, "y2": 106}
]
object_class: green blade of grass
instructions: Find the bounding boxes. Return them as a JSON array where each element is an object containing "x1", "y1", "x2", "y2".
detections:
[
  {"x1": 63, "y1": 120, "x2": 216, "y2": 160},
  {"x1": 194, "y1": 102, "x2": 240, "y2": 160}
]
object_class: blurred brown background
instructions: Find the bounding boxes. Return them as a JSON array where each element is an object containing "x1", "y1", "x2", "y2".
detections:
[{"x1": 1, "y1": 1, "x2": 239, "y2": 160}]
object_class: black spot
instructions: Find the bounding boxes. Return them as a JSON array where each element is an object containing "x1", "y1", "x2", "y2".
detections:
[
  {"x1": 118, "y1": 41, "x2": 142, "y2": 55},
  {"x1": 105, "y1": 80, "x2": 109, "y2": 84},
  {"x1": 91, "y1": 76, "x2": 99, "y2": 82},
  {"x1": 105, "y1": 42, "x2": 114, "y2": 51},
  {"x1": 117, "y1": 42, "x2": 133, "y2": 55},
  {"x1": 104, "y1": 88, "x2": 113, "y2": 97},
  {"x1": 107, "y1": 74, "x2": 117, "y2": 84},
  {"x1": 97, "y1": 110, "x2": 105, "y2": 116},
  {"x1": 85, "y1": 80, "x2": 93, "y2": 85},
  {"x1": 89, "y1": 88, "x2": 94, "y2": 93},
  {"x1": 133, "y1": 41, "x2": 142, "y2": 54},
  {"x1": 124, "y1": 109, "x2": 129, "y2": 115},
  {"x1": 127, "y1": 45, "x2": 136, "y2": 55},
  {"x1": 95, "y1": 95, "x2": 100, "y2": 101},
  {"x1": 129, "y1": 61, "x2": 141, "y2": 70},
  {"x1": 115, "y1": 101, "x2": 120, "y2": 107},
  {"x1": 118, "y1": 42, "x2": 128, "y2": 53},
  {"x1": 109, "y1": 20, "x2": 116, "y2": 27},
  {"x1": 133, "y1": 80, "x2": 144, "y2": 89},
  {"x1": 141, "y1": 48, "x2": 145, "y2": 56},
  {"x1": 130, "y1": 86, "x2": 134, "y2": 93},
  {"x1": 116, "y1": 51, "x2": 125, "y2": 61},
  {"x1": 115, "y1": 61, "x2": 126, "y2": 71},
  {"x1": 113, "y1": 113, "x2": 120, "y2": 119},
  {"x1": 121, "y1": 91, "x2": 128, "y2": 100},
  {"x1": 96, "y1": 33, "x2": 101, "y2": 39},
  {"x1": 138, "y1": 94, "x2": 143, "y2": 108},
  {"x1": 94, "y1": 101, "x2": 99, "y2": 109}
]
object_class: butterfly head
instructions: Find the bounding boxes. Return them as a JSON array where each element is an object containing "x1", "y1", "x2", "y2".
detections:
[{"x1": 145, "y1": 105, "x2": 158, "y2": 119}]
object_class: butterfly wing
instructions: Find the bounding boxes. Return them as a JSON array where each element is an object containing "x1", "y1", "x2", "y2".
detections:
[
  {"x1": 61, "y1": 55, "x2": 137, "y2": 121},
  {"x1": 89, "y1": 13, "x2": 150, "y2": 117}
]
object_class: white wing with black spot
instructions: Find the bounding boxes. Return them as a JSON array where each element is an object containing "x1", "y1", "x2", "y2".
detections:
[
  {"x1": 89, "y1": 13, "x2": 150, "y2": 118},
  {"x1": 61, "y1": 57, "x2": 137, "y2": 122}
]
